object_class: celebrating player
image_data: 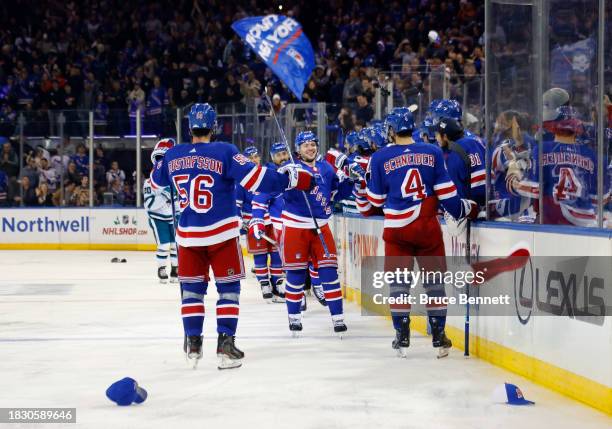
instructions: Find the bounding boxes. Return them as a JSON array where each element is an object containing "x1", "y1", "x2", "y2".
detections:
[
  {"x1": 280, "y1": 130, "x2": 357, "y2": 336},
  {"x1": 143, "y1": 138, "x2": 178, "y2": 283},
  {"x1": 366, "y1": 108, "x2": 478, "y2": 358},
  {"x1": 150, "y1": 103, "x2": 313, "y2": 369},
  {"x1": 236, "y1": 145, "x2": 275, "y2": 301},
  {"x1": 249, "y1": 142, "x2": 290, "y2": 303},
  {"x1": 435, "y1": 117, "x2": 486, "y2": 208}
]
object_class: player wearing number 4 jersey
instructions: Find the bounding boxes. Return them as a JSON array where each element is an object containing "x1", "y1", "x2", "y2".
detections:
[
  {"x1": 366, "y1": 108, "x2": 477, "y2": 358},
  {"x1": 150, "y1": 103, "x2": 313, "y2": 369}
]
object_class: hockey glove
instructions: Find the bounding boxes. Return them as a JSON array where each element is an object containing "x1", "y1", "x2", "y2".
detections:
[
  {"x1": 326, "y1": 148, "x2": 348, "y2": 170},
  {"x1": 248, "y1": 218, "x2": 265, "y2": 240},
  {"x1": 461, "y1": 199, "x2": 479, "y2": 220},
  {"x1": 278, "y1": 163, "x2": 314, "y2": 191},
  {"x1": 347, "y1": 162, "x2": 365, "y2": 181}
]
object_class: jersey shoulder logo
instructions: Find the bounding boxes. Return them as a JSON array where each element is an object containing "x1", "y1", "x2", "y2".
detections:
[{"x1": 233, "y1": 153, "x2": 250, "y2": 165}]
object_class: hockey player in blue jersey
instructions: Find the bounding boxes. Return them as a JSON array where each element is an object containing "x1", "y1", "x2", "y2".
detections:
[
  {"x1": 235, "y1": 146, "x2": 274, "y2": 301},
  {"x1": 490, "y1": 110, "x2": 539, "y2": 221},
  {"x1": 149, "y1": 103, "x2": 313, "y2": 369},
  {"x1": 280, "y1": 130, "x2": 357, "y2": 336},
  {"x1": 539, "y1": 106, "x2": 604, "y2": 226},
  {"x1": 249, "y1": 143, "x2": 289, "y2": 303},
  {"x1": 144, "y1": 138, "x2": 178, "y2": 283},
  {"x1": 435, "y1": 117, "x2": 487, "y2": 208},
  {"x1": 366, "y1": 109, "x2": 478, "y2": 358}
]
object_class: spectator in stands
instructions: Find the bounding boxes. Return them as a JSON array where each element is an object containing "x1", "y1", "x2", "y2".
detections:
[
  {"x1": 0, "y1": 168, "x2": 8, "y2": 206},
  {"x1": 22, "y1": 153, "x2": 40, "y2": 188},
  {"x1": 109, "y1": 178, "x2": 125, "y2": 206},
  {"x1": 14, "y1": 176, "x2": 37, "y2": 206},
  {"x1": 1, "y1": 141, "x2": 19, "y2": 178},
  {"x1": 71, "y1": 144, "x2": 89, "y2": 176},
  {"x1": 34, "y1": 182, "x2": 53, "y2": 206},
  {"x1": 123, "y1": 183, "x2": 136, "y2": 206},
  {"x1": 127, "y1": 82, "x2": 145, "y2": 135},
  {"x1": 38, "y1": 157, "x2": 59, "y2": 192},
  {"x1": 343, "y1": 68, "x2": 363, "y2": 104},
  {"x1": 355, "y1": 93, "x2": 374, "y2": 124},
  {"x1": 70, "y1": 176, "x2": 91, "y2": 207},
  {"x1": 106, "y1": 161, "x2": 126, "y2": 189}
]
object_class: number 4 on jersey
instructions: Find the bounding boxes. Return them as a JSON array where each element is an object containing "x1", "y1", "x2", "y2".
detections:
[
  {"x1": 554, "y1": 167, "x2": 582, "y2": 202},
  {"x1": 173, "y1": 174, "x2": 214, "y2": 213},
  {"x1": 401, "y1": 168, "x2": 426, "y2": 201}
]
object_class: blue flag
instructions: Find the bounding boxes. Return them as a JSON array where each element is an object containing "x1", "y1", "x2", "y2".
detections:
[{"x1": 232, "y1": 15, "x2": 315, "y2": 101}]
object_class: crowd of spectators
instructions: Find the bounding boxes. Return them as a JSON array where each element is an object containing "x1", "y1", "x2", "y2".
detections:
[
  {"x1": 0, "y1": 0, "x2": 485, "y2": 206},
  {"x1": 0, "y1": 136, "x2": 139, "y2": 207}
]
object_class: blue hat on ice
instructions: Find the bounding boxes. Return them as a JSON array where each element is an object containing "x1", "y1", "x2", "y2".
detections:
[
  {"x1": 492, "y1": 383, "x2": 535, "y2": 406},
  {"x1": 106, "y1": 377, "x2": 148, "y2": 406}
]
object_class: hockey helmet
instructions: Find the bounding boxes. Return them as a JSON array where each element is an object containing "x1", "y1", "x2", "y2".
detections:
[
  {"x1": 295, "y1": 130, "x2": 318, "y2": 150},
  {"x1": 434, "y1": 99, "x2": 463, "y2": 122},
  {"x1": 270, "y1": 142, "x2": 289, "y2": 156},
  {"x1": 150, "y1": 138, "x2": 176, "y2": 163},
  {"x1": 188, "y1": 103, "x2": 217, "y2": 131},
  {"x1": 384, "y1": 108, "x2": 416, "y2": 137},
  {"x1": 243, "y1": 146, "x2": 259, "y2": 157}
]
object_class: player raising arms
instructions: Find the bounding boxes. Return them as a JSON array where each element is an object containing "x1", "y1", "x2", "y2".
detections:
[
  {"x1": 366, "y1": 109, "x2": 478, "y2": 358},
  {"x1": 150, "y1": 103, "x2": 313, "y2": 369},
  {"x1": 280, "y1": 130, "x2": 358, "y2": 337}
]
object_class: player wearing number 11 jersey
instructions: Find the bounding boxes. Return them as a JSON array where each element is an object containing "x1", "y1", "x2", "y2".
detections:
[
  {"x1": 150, "y1": 103, "x2": 312, "y2": 370},
  {"x1": 366, "y1": 109, "x2": 477, "y2": 358}
]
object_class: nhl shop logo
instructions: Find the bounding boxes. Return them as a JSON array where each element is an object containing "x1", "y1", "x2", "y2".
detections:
[
  {"x1": 227, "y1": 268, "x2": 235, "y2": 276},
  {"x1": 196, "y1": 111, "x2": 204, "y2": 119}
]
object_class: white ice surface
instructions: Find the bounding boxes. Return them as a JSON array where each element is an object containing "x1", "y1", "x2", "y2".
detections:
[{"x1": 0, "y1": 251, "x2": 609, "y2": 429}]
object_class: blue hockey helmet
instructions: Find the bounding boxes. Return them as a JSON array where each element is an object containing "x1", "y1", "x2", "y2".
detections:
[
  {"x1": 434, "y1": 99, "x2": 463, "y2": 122},
  {"x1": 270, "y1": 142, "x2": 288, "y2": 156},
  {"x1": 345, "y1": 131, "x2": 370, "y2": 152},
  {"x1": 362, "y1": 125, "x2": 387, "y2": 149},
  {"x1": 243, "y1": 145, "x2": 259, "y2": 157},
  {"x1": 188, "y1": 103, "x2": 217, "y2": 131},
  {"x1": 384, "y1": 108, "x2": 416, "y2": 137},
  {"x1": 295, "y1": 130, "x2": 318, "y2": 150}
]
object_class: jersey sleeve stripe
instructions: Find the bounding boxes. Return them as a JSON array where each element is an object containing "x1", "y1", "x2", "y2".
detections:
[
  {"x1": 240, "y1": 166, "x2": 266, "y2": 191},
  {"x1": 366, "y1": 189, "x2": 386, "y2": 206},
  {"x1": 434, "y1": 182, "x2": 457, "y2": 199},
  {"x1": 177, "y1": 220, "x2": 239, "y2": 238}
]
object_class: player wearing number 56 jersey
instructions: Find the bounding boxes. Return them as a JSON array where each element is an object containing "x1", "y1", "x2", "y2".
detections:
[
  {"x1": 367, "y1": 108, "x2": 477, "y2": 358},
  {"x1": 150, "y1": 103, "x2": 313, "y2": 370}
]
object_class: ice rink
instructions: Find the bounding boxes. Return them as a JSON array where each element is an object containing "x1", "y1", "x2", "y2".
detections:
[{"x1": 1, "y1": 250, "x2": 609, "y2": 429}]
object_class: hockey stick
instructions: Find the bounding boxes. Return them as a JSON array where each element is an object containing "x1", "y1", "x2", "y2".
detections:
[
  {"x1": 260, "y1": 233, "x2": 278, "y2": 247},
  {"x1": 464, "y1": 217, "x2": 471, "y2": 357},
  {"x1": 263, "y1": 88, "x2": 331, "y2": 257}
]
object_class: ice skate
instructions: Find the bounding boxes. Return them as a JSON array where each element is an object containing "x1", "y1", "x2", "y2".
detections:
[
  {"x1": 169, "y1": 266, "x2": 178, "y2": 283},
  {"x1": 260, "y1": 280, "x2": 273, "y2": 303},
  {"x1": 272, "y1": 278, "x2": 286, "y2": 303},
  {"x1": 312, "y1": 284, "x2": 327, "y2": 307},
  {"x1": 332, "y1": 316, "x2": 347, "y2": 339},
  {"x1": 158, "y1": 266, "x2": 169, "y2": 284},
  {"x1": 288, "y1": 315, "x2": 303, "y2": 338},
  {"x1": 434, "y1": 332, "x2": 452, "y2": 359},
  {"x1": 392, "y1": 317, "x2": 410, "y2": 358},
  {"x1": 183, "y1": 335, "x2": 203, "y2": 369},
  {"x1": 217, "y1": 333, "x2": 244, "y2": 370}
]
